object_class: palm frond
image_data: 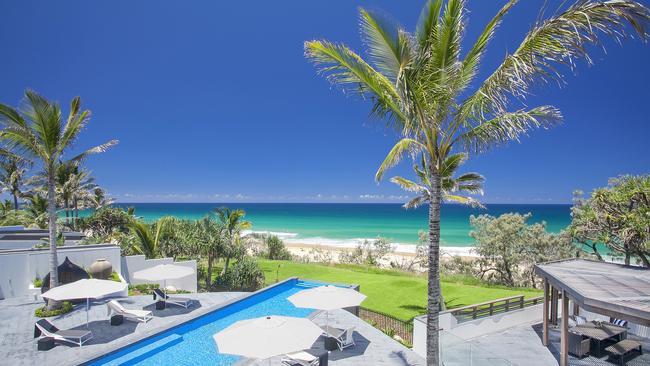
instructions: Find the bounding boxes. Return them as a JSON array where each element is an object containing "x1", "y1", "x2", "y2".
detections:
[
  {"x1": 415, "y1": 0, "x2": 443, "y2": 52},
  {"x1": 375, "y1": 138, "x2": 426, "y2": 182},
  {"x1": 459, "y1": 106, "x2": 562, "y2": 153},
  {"x1": 459, "y1": 0, "x2": 650, "y2": 118},
  {"x1": 70, "y1": 140, "x2": 119, "y2": 163},
  {"x1": 404, "y1": 195, "x2": 429, "y2": 209},
  {"x1": 459, "y1": 0, "x2": 517, "y2": 90},
  {"x1": 359, "y1": 9, "x2": 413, "y2": 82},
  {"x1": 390, "y1": 176, "x2": 427, "y2": 193},
  {"x1": 443, "y1": 194, "x2": 485, "y2": 208},
  {"x1": 304, "y1": 40, "x2": 407, "y2": 125}
]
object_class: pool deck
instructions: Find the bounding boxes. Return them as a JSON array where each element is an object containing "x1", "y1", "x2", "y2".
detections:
[{"x1": 0, "y1": 292, "x2": 423, "y2": 366}]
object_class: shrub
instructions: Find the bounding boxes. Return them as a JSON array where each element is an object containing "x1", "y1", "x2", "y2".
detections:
[
  {"x1": 33, "y1": 277, "x2": 43, "y2": 288},
  {"x1": 128, "y1": 283, "x2": 160, "y2": 296},
  {"x1": 216, "y1": 256, "x2": 265, "y2": 292},
  {"x1": 266, "y1": 235, "x2": 292, "y2": 260},
  {"x1": 35, "y1": 301, "x2": 73, "y2": 317},
  {"x1": 76, "y1": 207, "x2": 133, "y2": 237}
]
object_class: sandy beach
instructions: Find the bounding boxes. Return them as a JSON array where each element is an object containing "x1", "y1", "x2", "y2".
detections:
[{"x1": 282, "y1": 240, "x2": 477, "y2": 271}]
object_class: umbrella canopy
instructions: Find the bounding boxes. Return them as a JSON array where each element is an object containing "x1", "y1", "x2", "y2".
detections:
[
  {"x1": 41, "y1": 279, "x2": 127, "y2": 301},
  {"x1": 288, "y1": 285, "x2": 366, "y2": 311},
  {"x1": 133, "y1": 264, "x2": 194, "y2": 281},
  {"x1": 213, "y1": 316, "x2": 322, "y2": 359},
  {"x1": 41, "y1": 279, "x2": 128, "y2": 327}
]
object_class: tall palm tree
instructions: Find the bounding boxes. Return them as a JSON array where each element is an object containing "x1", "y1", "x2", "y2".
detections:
[
  {"x1": 90, "y1": 187, "x2": 114, "y2": 209},
  {"x1": 393, "y1": 153, "x2": 485, "y2": 209},
  {"x1": 25, "y1": 193, "x2": 49, "y2": 228},
  {"x1": 0, "y1": 90, "x2": 117, "y2": 307},
  {"x1": 305, "y1": 1, "x2": 649, "y2": 363},
  {"x1": 0, "y1": 154, "x2": 30, "y2": 211},
  {"x1": 215, "y1": 207, "x2": 252, "y2": 275}
]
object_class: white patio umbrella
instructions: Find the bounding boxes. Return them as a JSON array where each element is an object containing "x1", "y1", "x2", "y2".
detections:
[
  {"x1": 288, "y1": 285, "x2": 366, "y2": 327},
  {"x1": 41, "y1": 279, "x2": 128, "y2": 328},
  {"x1": 213, "y1": 316, "x2": 322, "y2": 361},
  {"x1": 132, "y1": 264, "x2": 194, "y2": 300}
]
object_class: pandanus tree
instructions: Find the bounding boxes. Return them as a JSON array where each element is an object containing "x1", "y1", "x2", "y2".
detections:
[
  {"x1": 0, "y1": 90, "x2": 117, "y2": 308},
  {"x1": 215, "y1": 207, "x2": 252, "y2": 275},
  {"x1": 305, "y1": 1, "x2": 649, "y2": 363}
]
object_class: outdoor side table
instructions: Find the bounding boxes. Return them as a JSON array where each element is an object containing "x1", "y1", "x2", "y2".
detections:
[
  {"x1": 37, "y1": 337, "x2": 55, "y2": 351},
  {"x1": 324, "y1": 336, "x2": 338, "y2": 351},
  {"x1": 156, "y1": 300, "x2": 166, "y2": 310},
  {"x1": 110, "y1": 314, "x2": 124, "y2": 326}
]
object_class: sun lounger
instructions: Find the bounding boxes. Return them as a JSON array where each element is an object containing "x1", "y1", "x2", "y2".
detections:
[
  {"x1": 34, "y1": 319, "x2": 93, "y2": 347},
  {"x1": 320, "y1": 325, "x2": 355, "y2": 351},
  {"x1": 153, "y1": 288, "x2": 192, "y2": 308},
  {"x1": 281, "y1": 350, "x2": 320, "y2": 366},
  {"x1": 107, "y1": 300, "x2": 153, "y2": 323}
]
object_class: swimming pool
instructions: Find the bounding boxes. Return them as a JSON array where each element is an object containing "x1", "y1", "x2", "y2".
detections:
[{"x1": 85, "y1": 279, "x2": 335, "y2": 366}]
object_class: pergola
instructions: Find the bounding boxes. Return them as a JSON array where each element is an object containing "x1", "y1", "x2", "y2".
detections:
[{"x1": 534, "y1": 259, "x2": 650, "y2": 366}]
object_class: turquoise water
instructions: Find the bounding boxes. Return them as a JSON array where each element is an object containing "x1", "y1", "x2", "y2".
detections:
[
  {"x1": 111, "y1": 203, "x2": 571, "y2": 246},
  {"x1": 85, "y1": 280, "x2": 330, "y2": 366}
]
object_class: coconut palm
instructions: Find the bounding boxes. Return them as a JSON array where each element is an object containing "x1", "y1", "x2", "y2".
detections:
[
  {"x1": 0, "y1": 154, "x2": 30, "y2": 211},
  {"x1": 25, "y1": 193, "x2": 48, "y2": 228},
  {"x1": 215, "y1": 207, "x2": 252, "y2": 275},
  {"x1": 90, "y1": 187, "x2": 114, "y2": 209},
  {"x1": 0, "y1": 90, "x2": 117, "y2": 306},
  {"x1": 305, "y1": 1, "x2": 649, "y2": 363},
  {"x1": 393, "y1": 153, "x2": 485, "y2": 210}
]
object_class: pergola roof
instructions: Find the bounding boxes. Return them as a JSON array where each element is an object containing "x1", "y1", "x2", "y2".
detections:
[{"x1": 534, "y1": 259, "x2": 650, "y2": 325}]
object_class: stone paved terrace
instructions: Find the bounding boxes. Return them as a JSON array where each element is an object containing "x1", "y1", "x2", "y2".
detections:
[
  {"x1": 0, "y1": 292, "x2": 423, "y2": 366},
  {"x1": 460, "y1": 321, "x2": 650, "y2": 366}
]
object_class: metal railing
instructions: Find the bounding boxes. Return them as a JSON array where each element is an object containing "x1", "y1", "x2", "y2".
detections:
[{"x1": 359, "y1": 307, "x2": 413, "y2": 345}]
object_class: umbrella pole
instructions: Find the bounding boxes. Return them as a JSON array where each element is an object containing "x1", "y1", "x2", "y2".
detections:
[{"x1": 86, "y1": 298, "x2": 90, "y2": 328}]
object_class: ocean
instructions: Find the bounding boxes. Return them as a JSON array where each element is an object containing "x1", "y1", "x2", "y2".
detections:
[{"x1": 112, "y1": 203, "x2": 572, "y2": 252}]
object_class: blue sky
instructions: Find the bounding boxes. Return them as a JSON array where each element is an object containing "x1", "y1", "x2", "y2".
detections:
[{"x1": 1, "y1": 0, "x2": 648, "y2": 204}]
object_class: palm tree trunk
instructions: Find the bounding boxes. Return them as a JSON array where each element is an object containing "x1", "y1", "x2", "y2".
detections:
[
  {"x1": 64, "y1": 199, "x2": 69, "y2": 225},
  {"x1": 426, "y1": 171, "x2": 442, "y2": 366},
  {"x1": 206, "y1": 253, "x2": 213, "y2": 289},
  {"x1": 13, "y1": 192, "x2": 18, "y2": 211},
  {"x1": 46, "y1": 167, "x2": 60, "y2": 310},
  {"x1": 221, "y1": 256, "x2": 230, "y2": 276}
]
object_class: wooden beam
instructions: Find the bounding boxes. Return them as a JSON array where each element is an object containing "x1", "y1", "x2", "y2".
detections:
[
  {"x1": 543, "y1": 279, "x2": 549, "y2": 346},
  {"x1": 560, "y1": 290, "x2": 569, "y2": 366},
  {"x1": 550, "y1": 287, "x2": 558, "y2": 325}
]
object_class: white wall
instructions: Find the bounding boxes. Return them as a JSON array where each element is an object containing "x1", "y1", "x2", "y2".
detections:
[
  {"x1": 121, "y1": 255, "x2": 197, "y2": 293},
  {"x1": 0, "y1": 252, "x2": 30, "y2": 299},
  {"x1": 0, "y1": 244, "x2": 122, "y2": 300}
]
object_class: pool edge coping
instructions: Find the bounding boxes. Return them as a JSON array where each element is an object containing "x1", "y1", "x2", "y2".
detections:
[{"x1": 74, "y1": 277, "x2": 299, "y2": 366}]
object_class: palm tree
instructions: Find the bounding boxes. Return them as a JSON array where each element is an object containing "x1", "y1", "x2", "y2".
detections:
[
  {"x1": 0, "y1": 154, "x2": 29, "y2": 211},
  {"x1": 193, "y1": 216, "x2": 224, "y2": 289},
  {"x1": 25, "y1": 193, "x2": 48, "y2": 228},
  {"x1": 215, "y1": 207, "x2": 252, "y2": 275},
  {"x1": 305, "y1": 1, "x2": 649, "y2": 363},
  {"x1": 127, "y1": 220, "x2": 166, "y2": 259},
  {"x1": 0, "y1": 90, "x2": 117, "y2": 308},
  {"x1": 90, "y1": 187, "x2": 114, "y2": 209},
  {"x1": 393, "y1": 153, "x2": 485, "y2": 209}
]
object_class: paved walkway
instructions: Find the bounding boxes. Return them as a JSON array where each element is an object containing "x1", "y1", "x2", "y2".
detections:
[
  {"x1": 0, "y1": 293, "x2": 423, "y2": 366},
  {"x1": 463, "y1": 322, "x2": 649, "y2": 366}
]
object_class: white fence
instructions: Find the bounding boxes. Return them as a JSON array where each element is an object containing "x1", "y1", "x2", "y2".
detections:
[
  {"x1": 0, "y1": 244, "x2": 122, "y2": 299},
  {"x1": 121, "y1": 255, "x2": 197, "y2": 293}
]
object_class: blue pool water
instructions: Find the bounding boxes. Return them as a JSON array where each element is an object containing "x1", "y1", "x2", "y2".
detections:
[{"x1": 86, "y1": 280, "x2": 328, "y2": 366}]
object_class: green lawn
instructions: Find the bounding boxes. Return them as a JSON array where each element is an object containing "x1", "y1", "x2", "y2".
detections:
[{"x1": 257, "y1": 259, "x2": 542, "y2": 321}]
